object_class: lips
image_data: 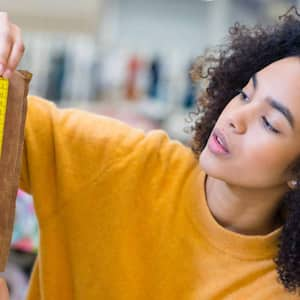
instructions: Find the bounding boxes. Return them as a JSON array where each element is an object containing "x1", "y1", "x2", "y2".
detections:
[{"x1": 212, "y1": 128, "x2": 230, "y2": 153}]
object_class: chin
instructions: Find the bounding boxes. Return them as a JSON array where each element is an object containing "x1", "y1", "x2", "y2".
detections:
[
  {"x1": 199, "y1": 151, "x2": 276, "y2": 189},
  {"x1": 199, "y1": 148, "x2": 218, "y2": 176},
  {"x1": 199, "y1": 147, "x2": 229, "y2": 183}
]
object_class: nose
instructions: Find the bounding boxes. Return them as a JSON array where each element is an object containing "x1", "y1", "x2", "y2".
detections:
[{"x1": 227, "y1": 107, "x2": 248, "y2": 134}]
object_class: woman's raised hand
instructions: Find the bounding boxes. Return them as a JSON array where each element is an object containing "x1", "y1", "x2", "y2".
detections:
[{"x1": 0, "y1": 12, "x2": 25, "y2": 79}]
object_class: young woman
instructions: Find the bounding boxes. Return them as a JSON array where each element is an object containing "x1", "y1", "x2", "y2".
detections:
[{"x1": 1, "y1": 6, "x2": 300, "y2": 300}]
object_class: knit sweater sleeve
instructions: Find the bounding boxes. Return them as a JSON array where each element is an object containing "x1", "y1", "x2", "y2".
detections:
[{"x1": 18, "y1": 95, "x2": 175, "y2": 222}]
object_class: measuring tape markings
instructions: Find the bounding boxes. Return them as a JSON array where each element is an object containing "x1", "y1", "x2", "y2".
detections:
[{"x1": 0, "y1": 78, "x2": 9, "y2": 158}]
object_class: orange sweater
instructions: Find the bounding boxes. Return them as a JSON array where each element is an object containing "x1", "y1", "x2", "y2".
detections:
[{"x1": 19, "y1": 95, "x2": 299, "y2": 299}]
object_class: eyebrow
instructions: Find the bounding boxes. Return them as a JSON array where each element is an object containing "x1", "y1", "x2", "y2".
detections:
[{"x1": 251, "y1": 73, "x2": 295, "y2": 129}]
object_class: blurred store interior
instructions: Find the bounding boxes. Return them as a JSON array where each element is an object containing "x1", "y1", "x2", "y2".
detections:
[{"x1": 0, "y1": 0, "x2": 298, "y2": 298}]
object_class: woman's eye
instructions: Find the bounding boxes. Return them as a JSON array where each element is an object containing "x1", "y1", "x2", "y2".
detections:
[
  {"x1": 262, "y1": 116, "x2": 280, "y2": 134},
  {"x1": 238, "y1": 90, "x2": 250, "y2": 102},
  {"x1": 237, "y1": 89, "x2": 281, "y2": 135}
]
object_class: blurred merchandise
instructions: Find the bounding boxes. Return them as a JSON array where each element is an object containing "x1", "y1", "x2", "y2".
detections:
[
  {"x1": 46, "y1": 50, "x2": 67, "y2": 102},
  {"x1": 183, "y1": 61, "x2": 197, "y2": 109},
  {"x1": 0, "y1": 188, "x2": 38, "y2": 300},
  {"x1": 125, "y1": 54, "x2": 144, "y2": 101},
  {"x1": 12, "y1": 190, "x2": 39, "y2": 253},
  {"x1": 0, "y1": 260, "x2": 29, "y2": 300},
  {"x1": 147, "y1": 56, "x2": 162, "y2": 99}
]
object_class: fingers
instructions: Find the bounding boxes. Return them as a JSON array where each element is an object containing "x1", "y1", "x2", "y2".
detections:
[
  {"x1": 0, "y1": 12, "x2": 12, "y2": 76},
  {"x1": 0, "y1": 12, "x2": 25, "y2": 79},
  {"x1": 3, "y1": 25, "x2": 25, "y2": 79},
  {"x1": 0, "y1": 278, "x2": 9, "y2": 300}
]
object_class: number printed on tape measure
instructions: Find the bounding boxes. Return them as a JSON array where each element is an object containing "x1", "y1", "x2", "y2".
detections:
[{"x1": 0, "y1": 78, "x2": 9, "y2": 158}]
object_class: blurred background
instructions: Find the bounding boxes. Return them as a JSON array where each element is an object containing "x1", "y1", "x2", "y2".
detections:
[{"x1": 0, "y1": 0, "x2": 298, "y2": 298}]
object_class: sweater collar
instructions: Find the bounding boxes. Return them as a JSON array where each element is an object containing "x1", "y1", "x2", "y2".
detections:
[{"x1": 185, "y1": 166, "x2": 282, "y2": 260}]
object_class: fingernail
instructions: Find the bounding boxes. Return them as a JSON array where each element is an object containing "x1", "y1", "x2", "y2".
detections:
[
  {"x1": 3, "y1": 69, "x2": 11, "y2": 79},
  {"x1": 0, "y1": 64, "x2": 4, "y2": 75}
]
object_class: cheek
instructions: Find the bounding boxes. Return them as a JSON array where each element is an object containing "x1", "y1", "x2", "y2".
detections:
[{"x1": 241, "y1": 134, "x2": 293, "y2": 175}]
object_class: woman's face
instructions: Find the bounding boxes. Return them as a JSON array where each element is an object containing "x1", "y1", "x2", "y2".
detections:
[{"x1": 199, "y1": 56, "x2": 300, "y2": 189}]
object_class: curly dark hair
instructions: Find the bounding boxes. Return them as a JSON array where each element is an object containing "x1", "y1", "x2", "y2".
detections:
[{"x1": 186, "y1": 5, "x2": 300, "y2": 295}]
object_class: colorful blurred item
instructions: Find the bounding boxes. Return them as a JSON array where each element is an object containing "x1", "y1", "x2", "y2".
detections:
[
  {"x1": 147, "y1": 56, "x2": 161, "y2": 99},
  {"x1": 183, "y1": 61, "x2": 197, "y2": 109},
  {"x1": 11, "y1": 190, "x2": 39, "y2": 253},
  {"x1": 1, "y1": 260, "x2": 29, "y2": 300},
  {"x1": 46, "y1": 51, "x2": 67, "y2": 102},
  {"x1": 125, "y1": 54, "x2": 143, "y2": 100}
]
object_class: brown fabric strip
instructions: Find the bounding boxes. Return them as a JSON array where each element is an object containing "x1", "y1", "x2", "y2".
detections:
[{"x1": 0, "y1": 70, "x2": 32, "y2": 271}]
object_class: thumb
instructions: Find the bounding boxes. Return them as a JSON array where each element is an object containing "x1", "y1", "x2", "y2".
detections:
[{"x1": 0, "y1": 278, "x2": 9, "y2": 300}]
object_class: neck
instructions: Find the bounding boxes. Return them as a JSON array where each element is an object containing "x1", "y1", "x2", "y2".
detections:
[{"x1": 205, "y1": 175, "x2": 288, "y2": 235}]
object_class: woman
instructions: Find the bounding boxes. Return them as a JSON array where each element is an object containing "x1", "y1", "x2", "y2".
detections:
[{"x1": 1, "y1": 6, "x2": 300, "y2": 300}]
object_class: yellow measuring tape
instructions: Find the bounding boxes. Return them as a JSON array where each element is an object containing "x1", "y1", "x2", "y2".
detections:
[{"x1": 0, "y1": 78, "x2": 8, "y2": 158}]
